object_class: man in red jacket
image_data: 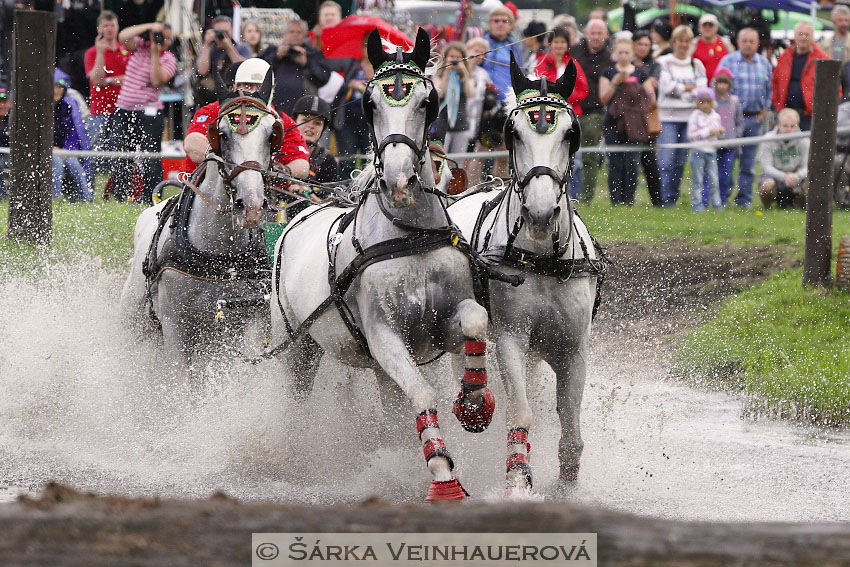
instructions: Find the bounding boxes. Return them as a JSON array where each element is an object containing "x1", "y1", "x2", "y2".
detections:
[
  {"x1": 183, "y1": 58, "x2": 309, "y2": 178},
  {"x1": 772, "y1": 21, "x2": 829, "y2": 131}
]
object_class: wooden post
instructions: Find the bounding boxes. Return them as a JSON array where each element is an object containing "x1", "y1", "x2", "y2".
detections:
[
  {"x1": 6, "y1": 10, "x2": 56, "y2": 246},
  {"x1": 803, "y1": 59, "x2": 840, "y2": 287}
]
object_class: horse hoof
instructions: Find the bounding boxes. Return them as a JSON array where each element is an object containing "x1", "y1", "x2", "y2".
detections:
[
  {"x1": 452, "y1": 387, "x2": 495, "y2": 433},
  {"x1": 559, "y1": 465, "x2": 579, "y2": 483},
  {"x1": 425, "y1": 478, "x2": 468, "y2": 502}
]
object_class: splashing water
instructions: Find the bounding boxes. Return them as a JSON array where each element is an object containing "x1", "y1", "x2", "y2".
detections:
[{"x1": 1, "y1": 258, "x2": 849, "y2": 520}]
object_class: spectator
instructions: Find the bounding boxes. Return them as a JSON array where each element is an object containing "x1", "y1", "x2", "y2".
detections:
[
  {"x1": 112, "y1": 21, "x2": 177, "y2": 204},
  {"x1": 521, "y1": 21, "x2": 547, "y2": 75},
  {"x1": 710, "y1": 68, "x2": 743, "y2": 206},
  {"x1": 242, "y1": 20, "x2": 273, "y2": 59},
  {"x1": 690, "y1": 14, "x2": 734, "y2": 82},
  {"x1": 570, "y1": 18, "x2": 611, "y2": 203},
  {"x1": 463, "y1": 37, "x2": 493, "y2": 183},
  {"x1": 535, "y1": 29, "x2": 589, "y2": 111},
  {"x1": 687, "y1": 87, "x2": 724, "y2": 211},
  {"x1": 331, "y1": 36, "x2": 373, "y2": 180},
  {"x1": 482, "y1": 6, "x2": 522, "y2": 103},
  {"x1": 717, "y1": 27, "x2": 772, "y2": 208},
  {"x1": 599, "y1": 37, "x2": 655, "y2": 206},
  {"x1": 311, "y1": 0, "x2": 342, "y2": 51},
  {"x1": 289, "y1": 94, "x2": 338, "y2": 216},
  {"x1": 552, "y1": 14, "x2": 581, "y2": 46},
  {"x1": 651, "y1": 18, "x2": 673, "y2": 58},
  {"x1": 0, "y1": 82, "x2": 10, "y2": 199},
  {"x1": 194, "y1": 16, "x2": 251, "y2": 107},
  {"x1": 758, "y1": 108, "x2": 808, "y2": 209},
  {"x1": 772, "y1": 21, "x2": 828, "y2": 131},
  {"x1": 657, "y1": 25, "x2": 708, "y2": 207},
  {"x1": 182, "y1": 59, "x2": 309, "y2": 180},
  {"x1": 632, "y1": 30, "x2": 663, "y2": 206},
  {"x1": 819, "y1": 4, "x2": 850, "y2": 64},
  {"x1": 265, "y1": 18, "x2": 331, "y2": 117},
  {"x1": 433, "y1": 42, "x2": 475, "y2": 155},
  {"x1": 53, "y1": 69, "x2": 92, "y2": 202},
  {"x1": 84, "y1": 10, "x2": 129, "y2": 175}
]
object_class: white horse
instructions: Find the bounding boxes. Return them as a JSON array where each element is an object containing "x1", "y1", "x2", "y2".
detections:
[
  {"x1": 120, "y1": 71, "x2": 282, "y2": 364},
  {"x1": 270, "y1": 29, "x2": 492, "y2": 502},
  {"x1": 448, "y1": 56, "x2": 607, "y2": 493}
]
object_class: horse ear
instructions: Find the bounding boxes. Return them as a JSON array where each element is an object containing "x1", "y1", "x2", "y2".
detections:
[
  {"x1": 366, "y1": 28, "x2": 388, "y2": 68},
  {"x1": 215, "y1": 69, "x2": 230, "y2": 104},
  {"x1": 256, "y1": 67, "x2": 274, "y2": 105},
  {"x1": 428, "y1": 106, "x2": 448, "y2": 144},
  {"x1": 556, "y1": 58, "x2": 577, "y2": 99},
  {"x1": 509, "y1": 52, "x2": 530, "y2": 95},
  {"x1": 410, "y1": 27, "x2": 431, "y2": 72}
]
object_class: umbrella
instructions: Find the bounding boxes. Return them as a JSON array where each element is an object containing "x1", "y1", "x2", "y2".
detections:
[{"x1": 321, "y1": 15, "x2": 413, "y2": 60}]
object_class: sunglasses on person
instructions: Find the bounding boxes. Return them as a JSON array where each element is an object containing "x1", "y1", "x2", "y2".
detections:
[{"x1": 491, "y1": 18, "x2": 511, "y2": 24}]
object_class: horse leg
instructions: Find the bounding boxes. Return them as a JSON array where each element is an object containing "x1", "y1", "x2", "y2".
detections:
[
  {"x1": 551, "y1": 346, "x2": 587, "y2": 485},
  {"x1": 450, "y1": 299, "x2": 495, "y2": 433},
  {"x1": 284, "y1": 333, "x2": 324, "y2": 401},
  {"x1": 496, "y1": 333, "x2": 534, "y2": 492},
  {"x1": 364, "y1": 323, "x2": 466, "y2": 502}
]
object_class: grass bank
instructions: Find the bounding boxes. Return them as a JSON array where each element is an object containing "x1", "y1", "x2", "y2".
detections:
[{"x1": 674, "y1": 269, "x2": 850, "y2": 425}]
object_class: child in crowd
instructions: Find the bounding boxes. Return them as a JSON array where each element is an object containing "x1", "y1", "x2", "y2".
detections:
[
  {"x1": 686, "y1": 87, "x2": 724, "y2": 211},
  {"x1": 758, "y1": 108, "x2": 809, "y2": 209},
  {"x1": 710, "y1": 67, "x2": 742, "y2": 206}
]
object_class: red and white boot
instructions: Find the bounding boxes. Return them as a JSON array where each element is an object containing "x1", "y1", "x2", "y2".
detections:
[
  {"x1": 417, "y1": 409, "x2": 468, "y2": 502},
  {"x1": 452, "y1": 337, "x2": 495, "y2": 433},
  {"x1": 505, "y1": 426, "x2": 533, "y2": 496}
]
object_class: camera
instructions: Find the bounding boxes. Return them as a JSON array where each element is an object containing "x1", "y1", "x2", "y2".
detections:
[
  {"x1": 215, "y1": 30, "x2": 226, "y2": 42},
  {"x1": 152, "y1": 31, "x2": 165, "y2": 45}
]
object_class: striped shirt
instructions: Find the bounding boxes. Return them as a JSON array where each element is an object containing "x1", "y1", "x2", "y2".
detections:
[
  {"x1": 717, "y1": 51, "x2": 772, "y2": 114},
  {"x1": 116, "y1": 38, "x2": 177, "y2": 112}
]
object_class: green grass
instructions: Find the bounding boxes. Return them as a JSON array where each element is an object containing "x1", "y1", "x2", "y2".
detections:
[{"x1": 674, "y1": 269, "x2": 850, "y2": 425}]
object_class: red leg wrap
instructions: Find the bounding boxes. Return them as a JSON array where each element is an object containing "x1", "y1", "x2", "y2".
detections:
[
  {"x1": 464, "y1": 338, "x2": 486, "y2": 355},
  {"x1": 506, "y1": 453, "x2": 528, "y2": 470},
  {"x1": 415, "y1": 409, "x2": 439, "y2": 440},
  {"x1": 425, "y1": 478, "x2": 468, "y2": 502},
  {"x1": 507, "y1": 427, "x2": 531, "y2": 454}
]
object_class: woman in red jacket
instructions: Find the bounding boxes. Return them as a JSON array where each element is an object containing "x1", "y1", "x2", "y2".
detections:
[{"x1": 534, "y1": 28, "x2": 589, "y2": 115}]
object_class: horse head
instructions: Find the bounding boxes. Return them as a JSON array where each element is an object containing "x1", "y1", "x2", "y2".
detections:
[
  {"x1": 363, "y1": 27, "x2": 439, "y2": 208},
  {"x1": 505, "y1": 53, "x2": 581, "y2": 240},
  {"x1": 208, "y1": 69, "x2": 281, "y2": 228}
]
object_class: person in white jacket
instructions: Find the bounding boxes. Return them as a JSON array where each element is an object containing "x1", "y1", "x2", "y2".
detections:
[
  {"x1": 656, "y1": 25, "x2": 708, "y2": 207},
  {"x1": 687, "y1": 87, "x2": 725, "y2": 211},
  {"x1": 758, "y1": 108, "x2": 809, "y2": 209}
]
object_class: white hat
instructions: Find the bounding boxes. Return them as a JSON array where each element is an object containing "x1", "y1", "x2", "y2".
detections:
[
  {"x1": 234, "y1": 58, "x2": 271, "y2": 85},
  {"x1": 699, "y1": 14, "x2": 719, "y2": 26}
]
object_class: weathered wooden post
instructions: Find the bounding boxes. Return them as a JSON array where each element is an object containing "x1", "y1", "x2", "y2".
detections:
[
  {"x1": 6, "y1": 10, "x2": 57, "y2": 246},
  {"x1": 803, "y1": 59, "x2": 840, "y2": 287}
]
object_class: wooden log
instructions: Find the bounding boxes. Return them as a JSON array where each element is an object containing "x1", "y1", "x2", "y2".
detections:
[
  {"x1": 1, "y1": 484, "x2": 850, "y2": 566},
  {"x1": 6, "y1": 10, "x2": 56, "y2": 246},
  {"x1": 803, "y1": 59, "x2": 840, "y2": 287}
]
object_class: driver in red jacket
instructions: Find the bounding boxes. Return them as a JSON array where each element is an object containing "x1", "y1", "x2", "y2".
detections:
[{"x1": 182, "y1": 58, "x2": 310, "y2": 177}]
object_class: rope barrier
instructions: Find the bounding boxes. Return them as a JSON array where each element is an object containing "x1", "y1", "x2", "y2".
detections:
[{"x1": 3, "y1": 126, "x2": 849, "y2": 162}]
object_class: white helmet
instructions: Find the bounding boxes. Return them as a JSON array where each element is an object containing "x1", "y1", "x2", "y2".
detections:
[{"x1": 234, "y1": 58, "x2": 274, "y2": 104}]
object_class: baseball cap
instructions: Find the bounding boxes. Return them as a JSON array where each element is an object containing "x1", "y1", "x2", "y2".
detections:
[{"x1": 699, "y1": 14, "x2": 719, "y2": 26}]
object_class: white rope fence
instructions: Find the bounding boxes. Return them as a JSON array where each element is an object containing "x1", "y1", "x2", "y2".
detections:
[{"x1": 2, "y1": 126, "x2": 850, "y2": 162}]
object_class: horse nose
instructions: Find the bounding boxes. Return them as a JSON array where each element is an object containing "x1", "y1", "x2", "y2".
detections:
[{"x1": 521, "y1": 204, "x2": 556, "y2": 233}]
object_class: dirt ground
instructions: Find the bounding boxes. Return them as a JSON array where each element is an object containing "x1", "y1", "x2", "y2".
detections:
[{"x1": 3, "y1": 241, "x2": 830, "y2": 567}]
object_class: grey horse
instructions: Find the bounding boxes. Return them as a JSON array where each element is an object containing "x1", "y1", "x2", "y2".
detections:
[
  {"x1": 270, "y1": 29, "x2": 492, "y2": 502},
  {"x1": 120, "y1": 71, "x2": 281, "y2": 365},
  {"x1": 448, "y1": 55, "x2": 607, "y2": 494}
]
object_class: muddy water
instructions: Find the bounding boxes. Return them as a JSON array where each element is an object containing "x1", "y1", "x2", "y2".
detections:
[{"x1": 1, "y1": 259, "x2": 848, "y2": 521}]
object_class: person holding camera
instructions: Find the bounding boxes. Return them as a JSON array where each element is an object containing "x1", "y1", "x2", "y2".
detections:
[
  {"x1": 194, "y1": 15, "x2": 251, "y2": 107},
  {"x1": 111, "y1": 21, "x2": 177, "y2": 204}
]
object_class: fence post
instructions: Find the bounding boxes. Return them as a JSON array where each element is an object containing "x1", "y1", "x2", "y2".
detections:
[
  {"x1": 803, "y1": 59, "x2": 840, "y2": 287},
  {"x1": 6, "y1": 10, "x2": 57, "y2": 246}
]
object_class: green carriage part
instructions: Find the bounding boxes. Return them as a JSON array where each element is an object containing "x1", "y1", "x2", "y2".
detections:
[{"x1": 262, "y1": 222, "x2": 287, "y2": 265}]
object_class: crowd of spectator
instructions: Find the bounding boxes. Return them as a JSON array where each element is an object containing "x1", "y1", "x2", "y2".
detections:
[{"x1": 4, "y1": 0, "x2": 850, "y2": 212}]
